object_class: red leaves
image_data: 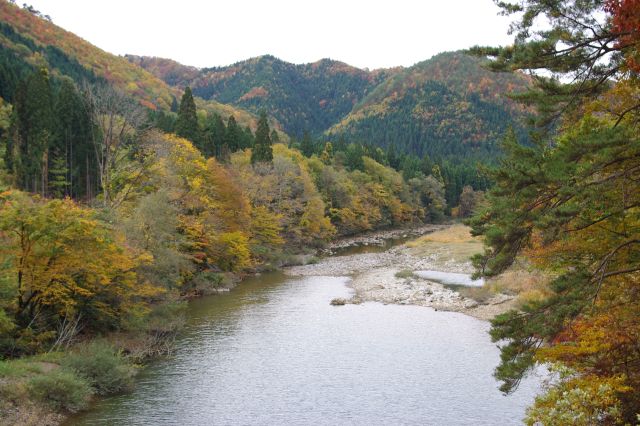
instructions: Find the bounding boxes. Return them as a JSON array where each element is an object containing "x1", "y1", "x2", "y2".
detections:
[{"x1": 605, "y1": 0, "x2": 640, "y2": 71}]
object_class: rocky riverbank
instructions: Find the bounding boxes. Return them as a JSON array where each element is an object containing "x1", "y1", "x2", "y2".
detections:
[
  {"x1": 285, "y1": 224, "x2": 517, "y2": 321},
  {"x1": 320, "y1": 224, "x2": 448, "y2": 254}
]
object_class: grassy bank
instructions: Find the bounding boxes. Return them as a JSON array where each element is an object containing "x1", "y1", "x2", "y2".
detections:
[
  {"x1": 0, "y1": 341, "x2": 137, "y2": 426},
  {"x1": 405, "y1": 223, "x2": 484, "y2": 264},
  {"x1": 0, "y1": 298, "x2": 188, "y2": 426},
  {"x1": 405, "y1": 224, "x2": 551, "y2": 307}
]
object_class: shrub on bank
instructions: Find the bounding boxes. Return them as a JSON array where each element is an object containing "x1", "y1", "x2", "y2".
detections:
[
  {"x1": 62, "y1": 341, "x2": 135, "y2": 395},
  {"x1": 27, "y1": 369, "x2": 91, "y2": 412}
]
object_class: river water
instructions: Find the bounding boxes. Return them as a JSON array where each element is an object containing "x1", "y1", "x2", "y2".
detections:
[{"x1": 69, "y1": 271, "x2": 541, "y2": 425}]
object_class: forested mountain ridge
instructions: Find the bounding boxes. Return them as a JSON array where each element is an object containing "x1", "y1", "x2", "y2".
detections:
[
  {"x1": 0, "y1": 0, "x2": 268, "y2": 130},
  {"x1": 130, "y1": 51, "x2": 531, "y2": 159},
  {"x1": 326, "y1": 52, "x2": 532, "y2": 159},
  {"x1": 130, "y1": 54, "x2": 398, "y2": 137}
]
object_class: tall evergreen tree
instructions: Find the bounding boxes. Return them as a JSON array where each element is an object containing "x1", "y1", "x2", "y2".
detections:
[
  {"x1": 240, "y1": 125, "x2": 254, "y2": 149},
  {"x1": 10, "y1": 68, "x2": 54, "y2": 195},
  {"x1": 251, "y1": 111, "x2": 273, "y2": 164},
  {"x1": 170, "y1": 95, "x2": 178, "y2": 113},
  {"x1": 300, "y1": 130, "x2": 314, "y2": 157},
  {"x1": 52, "y1": 77, "x2": 94, "y2": 199},
  {"x1": 203, "y1": 113, "x2": 226, "y2": 158},
  {"x1": 270, "y1": 129, "x2": 280, "y2": 145},
  {"x1": 224, "y1": 115, "x2": 241, "y2": 153},
  {"x1": 175, "y1": 86, "x2": 199, "y2": 145}
]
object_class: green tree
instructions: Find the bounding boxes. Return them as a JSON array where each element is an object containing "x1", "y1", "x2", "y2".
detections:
[
  {"x1": 270, "y1": 129, "x2": 280, "y2": 145},
  {"x1": 344, "y1": 143, "x2": 365, "y2": 171},
  {"x1": 240, "y1": 125, "x2": 255, "y2": 149},
  {"x1": 224, "y1": 115, "x2": 241, "y2": 153},
  {"x1": 174, "y1": 87, "x2": 199, "y2": 145},
  {"x1": 9, "y1": 68, "x2": 54, "y2": 195},
  {"x1": 469, "y1": 0, "x2": 640, "y2": 127},
  {"x1": 250, "y1": 111, "x2": 273, "y2": 164},
  {"x1": 202, "y1": 113, "x2": 226, "y2": 158},
  {"x1": 52, "y1": 78, "x2": 95, "y2": 199},
  {"x1": 300, "y1": 130, "x2": 314, "y2": 157}
]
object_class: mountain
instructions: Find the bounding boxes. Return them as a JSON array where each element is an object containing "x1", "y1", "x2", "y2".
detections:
[
  {"x1": 327, "y1": 52, "x2": 531, "y2": 159},
  {"x1": 130, "y1": 54, "x2": 400, "y2": 137},
  {"x1": 0, "y1": 0, "x2": 531, "y2": 161},
  {"x1": 0, "y1": 1, "x2": 268, "y2": 130},
  {"x1": 131, "y1": 52, "x2": 530, "y2": 160}
]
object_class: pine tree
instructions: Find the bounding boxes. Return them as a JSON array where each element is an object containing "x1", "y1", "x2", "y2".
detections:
[
  {"x1": 170, "y1": 95, "x2": 178, "y2": 113},
  {"x1": 48, "y1": 149, "x2": 68, "y2": 198},
  {"x1": 300, "y1": 130, "x2": 314, "y2": 157},
  {"x1": 270, "y1": 129, "x2": 280, "y2": 144},
  {"x1": 175, "y1": 87, "x2": 199, "y2": 145},
  {"x1": 320, "y1": 142, "x2": 333, "y2": 164},
  {"x1": 10, "y1": 68, "x2": 54, "y2": 195},
  {"x1": 203, "y1": 113, "x2": 226, "y2": 158},
  {"x1": 224, "y1": 115, "x2": 240, "y2": 153},
  {"x1": 251, "y1": 111, "x2": 273, "y2": 164},
  {"x1": 240, "y1": 125, "x2": 254, "y2": 149},
  {"x1": 53, "y1": 78, "x2": 94, "y2": 199}
]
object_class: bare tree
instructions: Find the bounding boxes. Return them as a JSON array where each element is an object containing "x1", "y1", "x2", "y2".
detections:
[{"x1": 82, "y1": 83, "x2": 148, "y2": 206}]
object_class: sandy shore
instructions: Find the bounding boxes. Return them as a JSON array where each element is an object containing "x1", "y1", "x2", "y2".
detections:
[{"x1": 285, "y1": 225, "x2": 517, "y2": 321}]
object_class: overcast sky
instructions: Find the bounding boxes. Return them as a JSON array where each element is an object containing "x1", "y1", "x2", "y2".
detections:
[{"x1": 25, "y1": 0, "x2": 515, "y2": 70}]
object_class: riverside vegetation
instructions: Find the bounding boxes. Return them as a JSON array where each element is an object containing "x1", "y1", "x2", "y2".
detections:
[
  {"x1": 0, "y1": 92, "x2": 449, "y2": 423},
  {"x1": 0, "y1": 4, "x2": 453, "y2": 419}
]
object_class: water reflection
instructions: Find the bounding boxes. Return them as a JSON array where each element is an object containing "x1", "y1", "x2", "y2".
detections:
[{"x1": 69, "y1": 273, "x2": 540, "y2": 426}]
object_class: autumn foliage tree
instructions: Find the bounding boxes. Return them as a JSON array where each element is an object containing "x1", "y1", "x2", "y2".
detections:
[
  {"x1": 469, "y1": 0, "x2": 640, "y2": 422},
  {"x1": 0, "y1": 188, "x2": 159, "y2": 356}
]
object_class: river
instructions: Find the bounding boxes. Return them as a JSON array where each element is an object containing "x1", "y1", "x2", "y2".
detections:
[{"x1": 68, "y1": 267, "x2": 541, "y2": 425}]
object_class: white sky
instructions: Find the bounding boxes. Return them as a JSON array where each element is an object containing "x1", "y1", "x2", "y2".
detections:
[{"x1": 24, "y1": 0, "x2": 515, "y2": 70}]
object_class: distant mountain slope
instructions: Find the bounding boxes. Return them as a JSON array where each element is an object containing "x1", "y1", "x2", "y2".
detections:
[
  {"x1": 0, "y1": 1, "x2": 267, "y2": 130},
  {"x1": 131, "y1": 51, "x2": 530, "y2": 159},
  {"x1": 327, "y1": 52, "x2": 531, "y2": 159},
  {"x1": 125, "y1": 54, "x2": 200, "y2": 88},
  {"x1": 131, "y1": 54, "x2": 399, "y2": 137}
]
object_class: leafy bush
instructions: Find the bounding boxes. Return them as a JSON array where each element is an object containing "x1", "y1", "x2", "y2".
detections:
[
  {"x1": 27, "y1": 369, "x2": 91, "y2": 412},
  {"x1": 62, "y1": 341, "x2": 134, "y2": 395}
]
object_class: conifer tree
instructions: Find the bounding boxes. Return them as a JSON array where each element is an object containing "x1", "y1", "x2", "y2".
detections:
[
  {"x1": 52, "y1": 78, "x2": 94, "y2": 199},
  {"x1": 240, "y1": 125, "x2": 254, "y2": 149},
  {"x1": 175, "y1": 87, "x2": 199, "y2": 145},
  {"x1": 224, "y1": 115, "x2": 241, "y2": 153},
  {"x1": 300, "y1": 130, "x2": 314, "y2": 157},
  {"x1": 203, "y1": 113, "x2": 226, "y2": 158},
  {"x1": 250, "y1": 111, "x2": 272, "y2": 164},
  {"x1": 270, "y1": 129, "x2": 280, "y2": 144},
  {"x1": 10, "y1": 68, "x2": 54, "y2": 195}
]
